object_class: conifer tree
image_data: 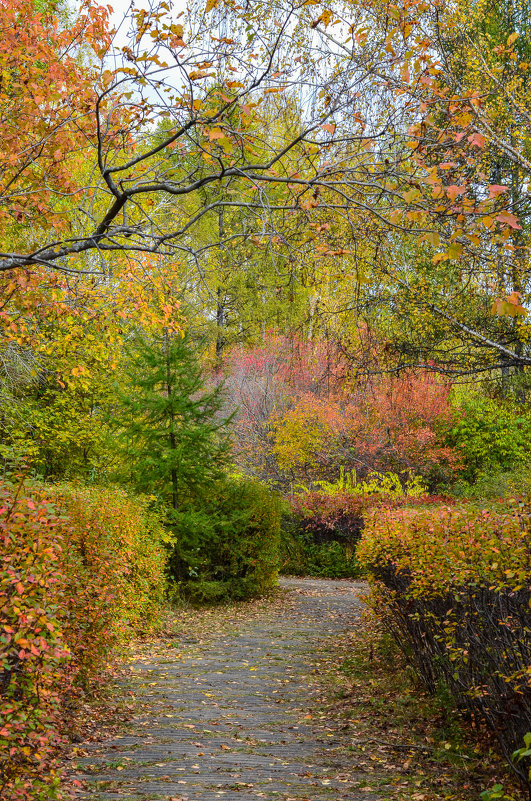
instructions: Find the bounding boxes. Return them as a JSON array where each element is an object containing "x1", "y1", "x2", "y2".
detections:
[{"x1": 114, "y1": 331, "x2": 231, "y2": 514}]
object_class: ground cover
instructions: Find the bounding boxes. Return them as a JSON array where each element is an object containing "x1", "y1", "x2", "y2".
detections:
[{"x1": 314, "y1": 612, "x2": 522, "y2": 801}]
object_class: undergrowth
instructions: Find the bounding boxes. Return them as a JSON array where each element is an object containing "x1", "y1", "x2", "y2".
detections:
[{"x1": 316, "y1": 612, "x2": 523, "y2": 801}]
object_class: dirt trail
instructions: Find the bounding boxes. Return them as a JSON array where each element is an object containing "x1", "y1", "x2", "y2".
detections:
[{"x1": 72, "y1": 577, "x2": 375, "y2": 801}]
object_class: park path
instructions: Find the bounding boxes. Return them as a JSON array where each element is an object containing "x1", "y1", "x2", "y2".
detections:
[{"x1": 72, "y1": 577, "x2": 375, "y2": 801}]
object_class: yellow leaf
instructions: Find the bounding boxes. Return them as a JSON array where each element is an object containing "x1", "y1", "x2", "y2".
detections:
[
  {"x1": 403, "y1": 188, "x2": 420, "y2": 203},
  {"x1": 447, "y1": 242, "x2": 463, "y2": 259},
  {"x1": 189, "y1": 70, "x2": 214, "y2": 81},
  {"x1": 421, "y1": 231, "x2": 440, "y2": 246},
  {"x1": 205, "y1": 0, "x2": 221, "y2": 10}
]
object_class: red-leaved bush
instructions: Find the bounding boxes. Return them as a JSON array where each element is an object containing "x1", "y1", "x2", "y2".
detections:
[
  {"x1": 290, "y1": 490, "x2": 456, "y2": 546},
  {"x1": 224, "y1": 334, "x2": 459, "y2": 488},
  {"x1": 0, "y1": 481, "x2": 166, "y2": 800},
  {"x1": 291, "y1": 492, "x2": 366, "y2": 544},
  {"x1": 0, "y1": 485, "x2": 68, "y2": 800}
]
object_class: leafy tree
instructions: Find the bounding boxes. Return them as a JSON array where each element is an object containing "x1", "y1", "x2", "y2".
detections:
[
  {"x1": 113, "y1": 331, "x2": 231, "y2": 514},
  {"x1": 356, "y1": 0, "x2": 531, "y2": 381},
  {"x1": 0, "y1": 254, "x2": 182, "y2": 480}
]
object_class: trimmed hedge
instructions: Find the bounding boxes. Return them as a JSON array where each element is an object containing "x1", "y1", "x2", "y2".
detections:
[
  {"x1": 168, "y1": 476, "x2": 282, "y2": 604},
  {"x1": 358, "y1": 502, "x2": 531, "y2": 789},
  {"x1": 281, "y1": 490, "x2": 452, "y2": 578},
  {"x1": 0, "y1": 481, "x2": 166, "y2": 801}
]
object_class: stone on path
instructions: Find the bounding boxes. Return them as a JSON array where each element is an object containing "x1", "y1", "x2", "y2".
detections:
[{"x1": 72, "y1": 577, "x2": 375, "y2": 801}]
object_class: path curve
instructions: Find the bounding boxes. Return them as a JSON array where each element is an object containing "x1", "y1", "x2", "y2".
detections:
[{"x1": 73, "y1": 577, "x2": 371, "y2": 801}]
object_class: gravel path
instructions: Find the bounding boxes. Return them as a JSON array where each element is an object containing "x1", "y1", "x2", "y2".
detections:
[{"x1": 73, "y1": 577, "x2": 372, "y2": 801}]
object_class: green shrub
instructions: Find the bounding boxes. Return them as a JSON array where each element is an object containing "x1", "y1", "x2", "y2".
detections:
[
  {"x1": 279, "y1": 512, "x2": 361, "y2": 578},
  {"x1": 447, "y1": 396, "x2": 531, "y2": 482},
  {"x1": 280, "y1": 531, "x2": 361, "y2": 578},
  {"x1": 453, "y1": 461, "x2": 531, "y2": 500},
  {"x1": 168, "y1": 476, "x2": 282, "y2": 603}
]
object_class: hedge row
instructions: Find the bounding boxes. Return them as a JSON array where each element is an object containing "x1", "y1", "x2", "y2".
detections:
[
  {"x1": 357, "y1": 503, "x2": 531, "y2": 789},
  {"x1": 0, "y1": 481, "x2": 166, "y2": 801},
  {"x1": 281, "y1": 490, "x2": 453, "y2": 578}
]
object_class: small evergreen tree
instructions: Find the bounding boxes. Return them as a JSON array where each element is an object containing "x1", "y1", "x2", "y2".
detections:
[{"x1": 114, "y1": 331, "x2": 231, "y2": 514}]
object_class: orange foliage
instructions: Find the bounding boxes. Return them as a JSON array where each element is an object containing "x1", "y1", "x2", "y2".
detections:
[
  {"x1": 0, "y1": 0, "x2": 110, "y2": 232},
  {"x1": 225, "y1": 335, "x2": 458, "y2": 487},
  {"x1": 0, "y1": 481, "x2": 166, "y2": 800}
]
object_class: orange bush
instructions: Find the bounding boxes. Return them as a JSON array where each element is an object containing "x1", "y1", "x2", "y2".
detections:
[
  {"x1": 358, "y1": 503, "x2": 531, "y2": 789},
  {"x1": 0, "y1": 484, "x2": 69, "y2": 800},
  {"x1": 0, "y1": 481, "x2": 166, "y2": 800},
  {"x1": 224, "y1": 337, "x2": 458, "y2": 488},
  {"x1": 54, "y1": 485, "x2": 167, "y2": 683}
]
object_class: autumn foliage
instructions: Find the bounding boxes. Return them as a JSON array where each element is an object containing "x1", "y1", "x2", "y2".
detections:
[
  {"x1": 224, "y1": 336, "x2": 458, "y2": 488},
  {"x1": 0, "y1": 481, "x2": 166, "y2": 800},
  {"x1": 3, "y1": 0, "x2": 531, "y2": 795},
  {"x1": 0, "y1": 0, "x2": 109, "y2": 235},
  {"x1": 358, "y1": 502, "x2": 531, "y2": 789}
]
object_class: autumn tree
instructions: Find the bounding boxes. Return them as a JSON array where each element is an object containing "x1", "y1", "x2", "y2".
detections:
[
  {"x1": 345, "y1": 0, "x2": 531, "y2": 382},
  {"x1": 5, "y1": 0, "x2": 531, "y2": 388},
  {"x1": 0, "y1": 0, "x2": 416, "y2": 281}
]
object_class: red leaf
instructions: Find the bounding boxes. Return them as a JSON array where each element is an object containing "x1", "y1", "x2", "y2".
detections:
[
  {"x1": 488, "y1": 184, "x2": 509, "y2": 199},
  {"x1": 495, "y1": 211, "x2": 522, "y2": 229},
  {"x1": 446, "y1": 185, "x2": 467, "y2": 200},
  {"x1": 467, "y1": 132, "x2": 486, "y2": 148}
]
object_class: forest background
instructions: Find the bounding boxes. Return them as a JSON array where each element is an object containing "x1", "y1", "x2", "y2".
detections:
[{"x1": 2, "y1": 0, "x2": 531, "y2": 798}]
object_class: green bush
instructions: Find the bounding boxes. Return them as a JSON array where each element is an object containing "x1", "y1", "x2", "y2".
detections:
[
  {"x1": 280, "y1": 530, "x2": 361, "y2": 578},
  {"x1": 452, "y1": 461, "x2": 531, "y2": 500},
  {"x1": 168, "y1": 476, "x2": 282, "y2": 603},
  {"x1": 447, "y1": 396, "x2": 531, "y2": 483},
  {"x1": 279, "y1": 519, "x2": 361, "y2": 578}
]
